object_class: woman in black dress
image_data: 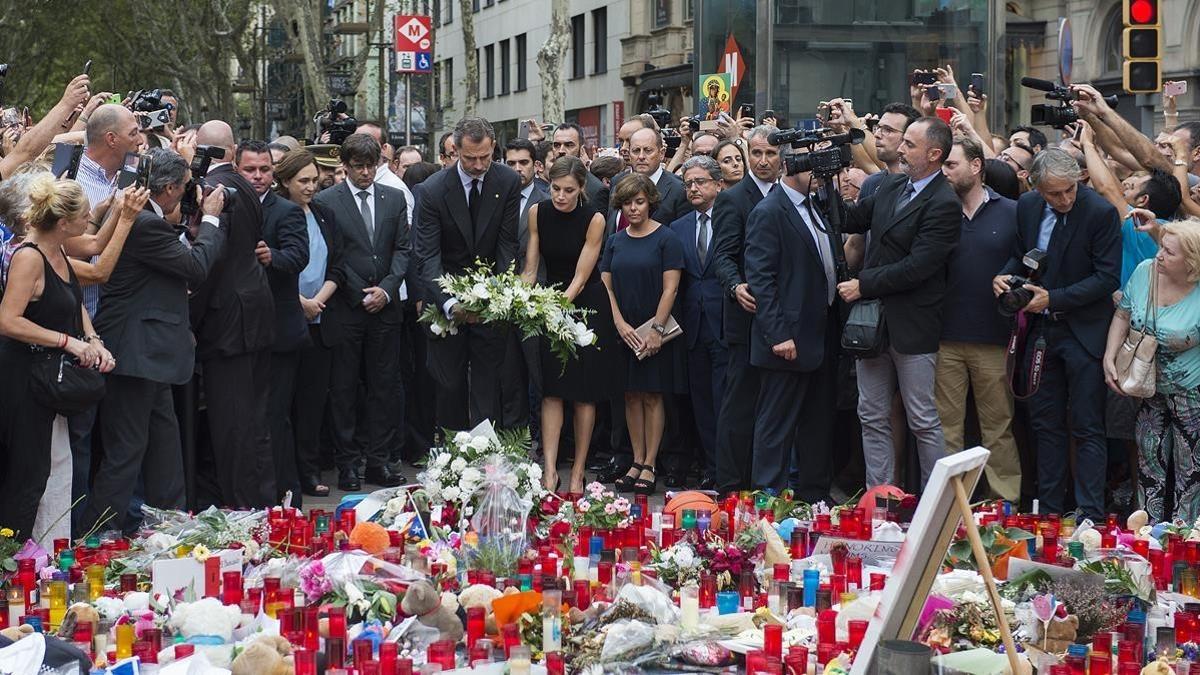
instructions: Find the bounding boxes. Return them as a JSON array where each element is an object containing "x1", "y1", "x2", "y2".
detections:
[
  {"x1": 0, "y1": 175, "x2": 115, "y2": 540},
  {"x1": 600, "y1": 173, "x2": 686, "y2": 495},
  {"x1": 521, "y1": 157, "x2": 619, "y2": 495}
]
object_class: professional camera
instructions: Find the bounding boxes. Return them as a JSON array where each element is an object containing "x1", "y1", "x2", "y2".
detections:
[
  {"x1": 128, "y1": 89, "x2": 172, "y2": 131},
  {"x1": 179, "y1": 144, "x2": 236, "y2": 224},
  {"x1": 768, "y1": 126, "x2": 866, "y2": 177},
  {"x1": 997, "y1": 248, "x2": 1048, "y2": 317},
  {"x1": 1021, "y1": 77, "x2": 1119, "y2": 130},
  {"x1": 315, "y1": 98, "x2": 358, "y2": 146}
]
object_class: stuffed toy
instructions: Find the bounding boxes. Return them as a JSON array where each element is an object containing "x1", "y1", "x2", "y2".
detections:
[
  {"x1": 1035, "y1": 614, "x2": 1079, "y2": 654},
  {"x1": 458, "y1": 583, "x2": 503, "y2": 634},
  {"x1": 165, "y1": 597, "x2": 244, "y2": 667},
  {"x1": 0, "y1": 624, "x2": 33, "y2": 643},
  {"x1": 56, "y1": 603, "x2": 100, "y2": 640},
  {"x1": 231, "y1": 635, "x2": 294, "y2": 675},
  {"x1": 401, "y1": 579, "x2": 464, "y2": 642}
]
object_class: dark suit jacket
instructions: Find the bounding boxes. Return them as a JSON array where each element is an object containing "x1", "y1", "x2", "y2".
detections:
[
  {"x1": 312, "y1": 179, "x2": 410, "y2": 325},
  {"x1": 711, "y1": 174, "x2": 769, "y2": 345},
  {"x1": 260, "y1": 190, "x2": 310, "y2": 352},
  {"x1": 1001, "y1": 186, "x2": 1121, "y2": 357},
  {"x1": 517, "y1": 182, "x2": 550, "y2": 280},
  {"x1": 584, "y1": 171, "x2": 607, "y2": 219},
  {"x1": 304, "y1": 200, "x2": 349, "y2": 348},
  {"x1": 415, "y1": 163, "x2": 521, "y2": 308},
  {"x1": 669, "y1": 210, "x2": 724, "y2": 350},
  {"x1": 607, "y1": 169, "x2": 691, "y2": 237},
  {"x1": 744, "y1": 188, "x2": 831, "y2": 372},
  {"x1": 97, "y1": 204, "x2": 226, "y2": 385},
  {"x1": 842, "y1": 171, "x2": 961, "y2": 354},
  {"x1": 188, "y1": 164, "x2": 276, "y2": 359}
]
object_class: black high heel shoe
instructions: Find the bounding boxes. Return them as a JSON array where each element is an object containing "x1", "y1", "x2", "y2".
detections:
[
  {"x1": 633, "y1": 467, "x2": 657, "y2": 495},
  {"x1": 613, "y1": 463, "x2": 644, "y2": 492}
]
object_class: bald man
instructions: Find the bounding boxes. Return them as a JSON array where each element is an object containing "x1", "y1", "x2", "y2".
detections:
[{"x1": 189, "y1": 119, "x2": 278, "y2": 509}]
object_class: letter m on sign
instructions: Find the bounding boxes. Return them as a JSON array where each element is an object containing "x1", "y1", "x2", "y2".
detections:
[{"x1": 719, "y1": 34, "x2": 746, "y2": 104}]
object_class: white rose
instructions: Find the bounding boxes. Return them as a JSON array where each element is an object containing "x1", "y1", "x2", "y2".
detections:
[
  {"x1": 528, "y1": 463, "x2": 542, "y2": 480},
  {"x1": 502, "y1": 473, "x2": 519, "y2": 489},
  {"x1": 430, "y1": 322, "x2": 446, "y2": 337},
  {"x1": 451, "y1": 457, "x2": 468, "y2": 473},
  {"x1": 453, "y1": 431, "x2": 472, "y2": 446},
  {"x1": 442, "y1": 486, "x2": 462, "y2": 502},
  {"x1": 469, "y1": 435, "x2": 491, "y2": 452},
  {"x1": 674, "y1": 545, "x2": 695, "y2": 568},
  {"x1": 471, "y1": 282, "x2": 490, "y2": 300}
]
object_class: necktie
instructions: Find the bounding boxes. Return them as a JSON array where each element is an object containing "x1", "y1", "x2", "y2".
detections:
[
  {"x1": 469, "y1": 179, "x2": 481, "y2": 224},
  {"x1": 696, "y1": 213, "x2": 710, "y2": 266},
  {"x1": 357, "y1": 190, "x2": 374, "y2": 240},
  {"x1": 893, "y1": 181, "x2": 916, "y2": 216}
]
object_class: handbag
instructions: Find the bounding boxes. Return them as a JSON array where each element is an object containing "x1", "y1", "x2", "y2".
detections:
[
  {"x1": 29, "y1": 349, "x2": 106, "y2": 415},
  {"x1": 1113, "y1": 262, "x2": 1159, "y2": 398},
  {"x1": 633, "y1": 314, "x2": 682, "y2": 360},
  {"x1": 841, "y1": 298, "x2": 888, "y2": 358}
]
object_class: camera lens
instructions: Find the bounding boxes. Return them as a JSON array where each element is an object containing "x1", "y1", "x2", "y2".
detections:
[{"x1": 997, "y1": 288, "x2": 1033, "y2": 317}]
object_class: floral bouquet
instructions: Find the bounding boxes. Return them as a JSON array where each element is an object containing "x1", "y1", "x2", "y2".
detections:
[
  {"x1": 418, "y1": 260, "x2": 596, "y2": 368},
  {"x1": 648, "y1": 541, "x2": 704, "y2": 589},
  {"x1": 574, "y1": 483, "x2": 633, "y2": 530},
  {"x1": 416, "y1": 421, "x2": 546, "y2": 527},
  {"x1": 0, "y1": 526, "x2": 17, "y2": 578}
]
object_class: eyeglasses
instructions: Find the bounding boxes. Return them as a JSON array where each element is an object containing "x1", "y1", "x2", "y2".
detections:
[{"x1": 684, "y1": 178, "x2": 715, "y2": 189}]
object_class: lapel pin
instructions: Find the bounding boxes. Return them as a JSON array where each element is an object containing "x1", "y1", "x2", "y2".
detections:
[{"x1": 494, "y1": 194, "x2": 499, "y2": 199}]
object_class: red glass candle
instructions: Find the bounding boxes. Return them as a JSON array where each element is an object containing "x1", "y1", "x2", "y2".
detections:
[
  {"x1": 327, "y1": 606, "x2": 347, "y2": 640},
  {"x1": 1093, "y1": 631, "x2": 1113, "y2": 655},
  {"x1": 1101, "y1": 530, "x2": 1117, "y2": 549},
  {"x1": 830, "y1": 574, "x2": 846, "y2": 599},
  {"x1": 360, "y1": 661, "x2": 380, "y2": 675},
  {"x1": 790, "y1": 529, "x2": 807, "y2": 559},
  {"x1": 303, "y1": 606, "x2": 319, "y2": 652},
  {"x1": 848, "y1": 619, "x2": 868, "y2": 650},
  {"x1": 1132, "y1": 539, "x2": 1150, "y2": 560},
  {"x1": 174, "y1": 644, "x2": 195, "y2": 659},
  {"x1": 573, "y1": 579, "x2": 591, "y2": 611},
  {"x1": 870, "y1": 573, "x2": 886, "y2": 591},
  {"x1": 469, "y1": 643, "x2": 491, "y2": 665},
  {"x1": 817, "y1": 609, "x2": 837, "y2": 645},
  {"x1": 785, "y1": 650, "x2": 807, "y2": 675},
  {"x1": 699, "y1": 572, "x2": 717, "y2": 609},
  {"x1": 501, "y1": 623, "x2": 520, "y2": 658},
  {"x1": 763, "y1": 624, "x2": 783, "y2": 660},
  {"x1": 396, "y1": 658, "x2": 413, "y2": 675},
  {"x1": 1090, "y1": 653, "x2": 1112, "y2": 675},
  {"x1": 546, "y1": 651, "x2": 565, "y2": 675},
  {"x1": 846, "y1": 557, "x2": 863, "y2": 588},
  {"x1": 830, "y1": 546, "x2": 848, "y2": 576},
  {"x1": 1042, "y1": 531, "x2": 1058, "y2": 562},
  {"x1": 466, "y1": 606, "x2": 485, "y2": 648},
  {"x1": 814, "y1": 514, "x2": 832, "y2": 533},
  {"x1": 325, "y1": 637, "x2": 345, "y2": 669},
  {"x1": 294, "y1": 649, "x2": 317, "y2": 675},
  {"x1": 1116, "y1": 639, "x2": 1137, "y2": 664},
  {"x1": 746, "y1": 649, "x2": 767, "y2": 675},
  {"x1": 221, "y1": 571, "x2": 243, "y2": 606},
  {"x1": 353, "y1": 638, "x2": 373, "y2": 665},
  {"x1": 378, "y1": 640, "x2": 397, "y2": 673}
]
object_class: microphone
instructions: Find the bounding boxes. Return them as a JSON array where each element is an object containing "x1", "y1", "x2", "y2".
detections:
[{"x1": 1020, "y1": 77, "x2": 1058, "y2": 92}]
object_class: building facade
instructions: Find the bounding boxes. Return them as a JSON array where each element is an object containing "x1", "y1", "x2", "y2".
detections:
[{"x1": 433, "y1": 0, "x2": 630, "y2": 147}]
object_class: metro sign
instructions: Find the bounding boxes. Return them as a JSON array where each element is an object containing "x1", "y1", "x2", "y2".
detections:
[{"x1": 394, "y1": 14, "x2": 433, "y2": 74}]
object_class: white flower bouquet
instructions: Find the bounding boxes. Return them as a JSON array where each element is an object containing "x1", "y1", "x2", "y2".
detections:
[
  {"x1": 416, "y1": 420, "x2": 546, "y2": 527},
  {"x1": 418, "y1": 260, "x2": 596, "y2": 369}
]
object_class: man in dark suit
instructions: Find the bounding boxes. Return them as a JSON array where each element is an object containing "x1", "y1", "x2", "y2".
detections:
[
  {"x1": 416, "y1": 116, "x2": 521, "y2": 430},
  {"x1": 189, "y1": 120, "x2": 277, "y2": 508},
  {"x1": 87, "y1": 148, "x2": 227, "y2": 529},
  {"x1": 313, "y1": 133, "x2": 410, "y2": 490},
  {"x1": 711, "y1": 126, "x2": 780, "y2": 492},
  {"x1": 504, "y1": 138, "x2": 549, "y2": 434},
  {"x1": 608, "y1": 127, "x2": 689, "y2": 234},
  {"x1": 669, "y1": 155, "x2": 729, "y2": 488},
  {"x1": 744, "y1": 146, "x2": 841, "y2": 493},
  {"x1": 993, "y1": 148, "x2": 1120, "y2": 519},
  {"x1": 550, "y1": 122, "x2": 606, "y2": 216},
  {"x1": 837, "y1": 116, "x2": 961, "y2": 490},
  {"x1": 236, "y1": 140, "x2": 309, "y2": 502}
]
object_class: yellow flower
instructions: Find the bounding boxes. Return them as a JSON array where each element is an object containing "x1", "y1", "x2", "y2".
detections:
[
  {"x1": 0, "y1": 528, "x2": 13, "y2": 538},
  {"x1": 191, "y1": 544, "x2": 212, "y2": 562}
]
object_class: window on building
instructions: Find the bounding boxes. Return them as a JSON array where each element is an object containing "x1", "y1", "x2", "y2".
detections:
[
  {"x1": 685, "y1": 0, "x2": 694, "y2": 21},
  {"x1": 484, "y1": 44, "x2": 495, "y2": 98},
  {"x1": 472, "y1": 0, "x2": 479, "y2": 12},
  {"x1": 653, "y1": 0, "x2": 670, "y2": 28},
  {"x1": 444, "y1": 58, "x2": 454, "y2": 108},
  {"x1": 516, "y1": 33, "x2": 528, "y2": 91},
  {"x1": 486, "y1": 0, "x2": 494, "y2": 7},
  {"x1": 592, "y1": 7, "x2": 607, "y2": 74},
  {"x1": 444, "y1": 0, "x2": 453, "y2": 24},
  {"x1": 1101, "y1": 5, "x2": 1123, "y2": 75},
  {"x1": 500, "y1": 39, "x2": 511, "y2": 95},
  {"x1": 571, "y1": 14, "x2": 586, "y2": 79}
]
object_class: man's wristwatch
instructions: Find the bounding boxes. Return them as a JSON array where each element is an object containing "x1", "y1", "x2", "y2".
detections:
[
  {"x1": 652, "y1": 323, "x2": 667, "y2": 336},
  {"x1": 1175, "y1": 160, "x2": 1188, "y2": 167}
]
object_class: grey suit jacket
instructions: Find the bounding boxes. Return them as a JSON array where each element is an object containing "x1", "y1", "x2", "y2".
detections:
[
  {"x1": 96, "y1": 205, "x2": 226, "y2": 385},
  {"x1": 517, "y1": 182, "x2": 549, "y2": 277},
  {"x1": 312, "y1": 180, "x2": 410, "y2": 324}
]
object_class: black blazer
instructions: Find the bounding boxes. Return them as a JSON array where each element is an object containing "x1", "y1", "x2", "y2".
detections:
[
  {"x1": 415, "y1": 163, "x2": 521, "y2": 308},
  {"x1": 1001, "y1": 186, "x2": 1121, "y2": 358},
  {"x1": 304, "y1": 200, "x2": 348, "y2": 348},
  {"x1": 189, "y1": 164, "x2": 276, "y2": 359},
  {"x1": 606, "y1": 170, "x2": 691, "y2": 237},
  {"x1": 584, "y1": 171, "x2": 608, "y2": 220},
  {"x1": 744, "y1": 187, "x2": 831, "y2": 372},
  {"x1": 312, "y1": 179, "x2": 410, "y2": 325},
  {"x1": 96, "y1": 204, "x2": 226, "y2": 385},
  {"x1": 669, "y1": 210, "x2": 724, "y2": 350},
  {"x1": 842, "y1": 171, "x2": 961, "y2": 354},
  {"x1": 261, "y1": 190, "x2": 310, "y2": 352},
  {"x1": 711, "y1": 175, "x2": 769, "y2": 345}
]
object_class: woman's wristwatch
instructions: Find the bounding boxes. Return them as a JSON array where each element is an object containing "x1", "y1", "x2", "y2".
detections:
[{"x1": 652, "y1": 323, "x2": 667, "y2": 336}]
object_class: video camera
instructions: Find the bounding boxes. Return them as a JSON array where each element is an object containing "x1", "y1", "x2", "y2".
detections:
[
  {"x1": 179, "y1": 145, "x2": 236, "y2": 224},
  {"x1": 768, "y1": 126, "x2": 866, "y2": 177},
  {"x1": 315, "y1": 98, "x2": 358, "y2": 146},
  {"x1": 643, "y1": 93, "x2": 682, "y2": 154},
  {"x1": 1021, "y1": 77, "x2": 1119, "y2": 130},
  {"x1": 997, "y1": 248, "x2": 1048, "y2": 317},
  {"x1": 128, "y1": 88, "x2": 172, "y2": 131}
]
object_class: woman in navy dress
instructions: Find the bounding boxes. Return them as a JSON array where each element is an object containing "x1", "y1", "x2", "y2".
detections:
[
  {"x1": 600, "y1": 173, "x2": 686, "y2": 495},
  {"x1": 521, "y1": 157, "x2": 620, "y2": 495}
]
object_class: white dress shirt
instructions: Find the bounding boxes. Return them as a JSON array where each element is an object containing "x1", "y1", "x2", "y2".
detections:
[
  {"x1": 649, "y1": 166, "x2": 665, "y2": 185},
  {"x1": 751, "y1": 174, "x2": 776, "y2": 198}
]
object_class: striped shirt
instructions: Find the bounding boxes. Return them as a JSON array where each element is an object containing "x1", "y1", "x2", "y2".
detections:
[{"x1": 75, "y1": 151, "x2": 118, "y2": 316}]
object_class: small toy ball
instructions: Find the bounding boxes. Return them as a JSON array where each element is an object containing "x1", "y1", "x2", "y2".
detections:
[
  {"x1": 665, "y1": 491, "x2": 718, "y2": 521},
  {"x1": 857, "y1": 485, "x2": 908, "y2": 515},
  {"x1": 349, "y1": 522, "x2": 392, "y2": 554}
]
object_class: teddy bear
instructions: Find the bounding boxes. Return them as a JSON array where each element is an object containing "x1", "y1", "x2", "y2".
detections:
[
  {"x1": 1035, "y1": 614, "x2": 1079, "y2": 654},
  {"x1": 56, "y1": 603, "x2": 100, "y2": 640},
  {"x1": 401, "y1": 579, "x2": 464, "y2": 642},
  {"x1": 164, "y1": 597, "x2": 245, "y2": 667},
  {"x1": 231, "y1": 634, "x2": 294, "y2": 675}
]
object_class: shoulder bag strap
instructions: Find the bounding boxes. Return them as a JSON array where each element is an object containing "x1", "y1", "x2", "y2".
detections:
[{"x1": 1145, "y1": 260, "x2": 1158, "y2": 333}]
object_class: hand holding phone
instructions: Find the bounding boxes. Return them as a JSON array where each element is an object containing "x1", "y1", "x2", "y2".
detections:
[{"x1": 1165, "y1": 81, "x2": 1187, "y2": 97}]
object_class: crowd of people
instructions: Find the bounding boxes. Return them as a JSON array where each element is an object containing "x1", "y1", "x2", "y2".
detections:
[{"x1": 1, "y1": 65, "x2": 1200, "y2": 546}]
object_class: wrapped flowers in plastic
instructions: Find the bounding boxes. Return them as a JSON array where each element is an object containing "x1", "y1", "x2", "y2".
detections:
[{"x1": 463, "y1": 457, "x2": 532, "y2": 578}]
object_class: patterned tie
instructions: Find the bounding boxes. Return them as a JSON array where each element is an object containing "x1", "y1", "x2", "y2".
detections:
[
  {"x1": 357, "y1": 190, "x2": 374, "y2": 240},
  {"x1": 696, "y1": 212, "x2": 710, "y2": 266},
  {"x1": 893, "y1": 180, "x2": 916, "y2": 216}
]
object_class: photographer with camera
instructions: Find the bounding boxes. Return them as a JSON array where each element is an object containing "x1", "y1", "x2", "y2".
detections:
[
  {"x1": 188, "y1": 120, "x2": 277, "y2": 509},
  {"x1": 836, "y1": 116, "x2": 960, "y2": 490},
  {"x1": 992, "y1": 148, "x2": 1121, "y2": 520},
  {"x1": 85, "y1": 149, "x2": 227, "y2": 532}
]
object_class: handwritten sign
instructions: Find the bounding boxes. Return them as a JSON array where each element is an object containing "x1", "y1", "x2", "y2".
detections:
[{"x1": 810, "y1": 536, "x2": 903, "y2": 567}]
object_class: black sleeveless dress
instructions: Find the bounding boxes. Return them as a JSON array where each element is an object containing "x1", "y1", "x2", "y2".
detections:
[
  {"x1": 535, "y1": 200, "x2": 623, "y2": 402},
  {"x1": 0, "y1": 243, "x2": 85, "y2": 541}
]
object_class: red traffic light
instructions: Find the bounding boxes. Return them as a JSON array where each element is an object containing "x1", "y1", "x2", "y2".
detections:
[{"x1": 1128, "y1": 0, "x2": 1158, "y2": 25}]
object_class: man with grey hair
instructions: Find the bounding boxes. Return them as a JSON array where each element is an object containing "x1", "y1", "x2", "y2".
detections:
[
  {"x1": 416, "y1": 116, "x2": 520, "y2": 429},
  {"x1": 666, "y1": 154, "x2": 728, "y2": 487},
  {"x1": 993, "y1": 147, "x2": 1121, "y2": 520},
  {"x1": 86, "y1": 147, "x2": 228, "y2": 530}
]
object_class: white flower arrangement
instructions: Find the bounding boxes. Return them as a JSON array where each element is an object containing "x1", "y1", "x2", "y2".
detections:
[
  {"x1": 418, "y1": 260, "x2": 597, "y2": 369},
  {"x1": 416, "y1": 420, "x2": 547, "y2": 524}
]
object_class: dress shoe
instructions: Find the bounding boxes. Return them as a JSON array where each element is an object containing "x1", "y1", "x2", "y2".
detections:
[
  {"x1": 301, "y1": 474, "x2": 331, "y2": 497},
  {"x1": 662, "y1": 471, "x2": 689, "y2": 489},
  {"x1": 596, "y1": 457, "x2": 632, "y2": 483},
  {"x1": 365, "y1": 466, "x2": 405, "y2": 487},
  {"x1": 586, "y1": 454, "x2": 614, "y2": 472},
  {"x1": 337, "y1": 469, "x2": 361, "y2": 491}
]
